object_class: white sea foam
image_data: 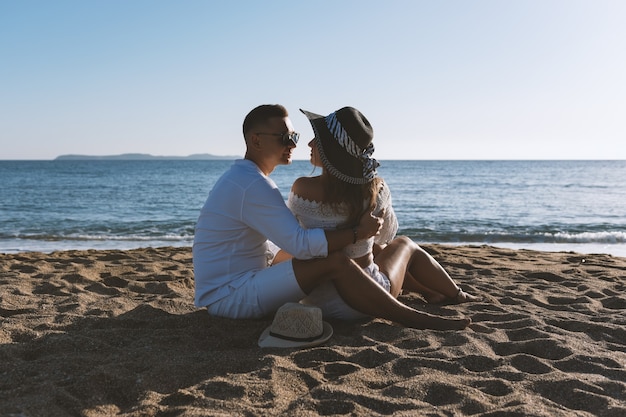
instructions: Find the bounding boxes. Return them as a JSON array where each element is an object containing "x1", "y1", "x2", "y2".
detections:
[{"x1": 548, "y1": 231, "x2": 626, "y2": 243}]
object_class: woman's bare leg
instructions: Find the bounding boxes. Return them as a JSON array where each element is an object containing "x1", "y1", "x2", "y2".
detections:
[
  {"x1": 375, "y1": 236, "x2": 477, "y2": 303},
  {"x1": 395, "y1": 237, "x2": 478, "y2": 303},
  {"x1": 293, "y1": 252, "x2": 470, "y2": 330},
  {"x1": 402, "y1": 271, "x2": 448, "y2": 303}
]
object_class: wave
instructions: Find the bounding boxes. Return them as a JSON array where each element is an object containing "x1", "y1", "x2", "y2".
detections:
[
  {"x1": 4, "y1": 227, "x2": 625, "y2": 246},
  {"x1": 548, "y1": 231, "x2": 626, "y2": 244},
  {"x1": 0, "y1": 232, "x2": 193, "y2": 243},
  {"x1": 0, "y1": 233, "x2": 193, "y2": 254},
  {"x1": 403, "y1": 229, "x2": 626, "y2": 245},
  {"x1": 3, "y1": 230, "x2": 626, "y2": 257}
]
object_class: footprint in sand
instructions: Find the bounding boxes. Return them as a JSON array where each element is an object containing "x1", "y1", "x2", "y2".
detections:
[
  {"x1": 494, "y1": 338, "x2": 572, "y2": 361},
  {"x1": 533, "y1": 379, "x2": 615, "y2": 414},
  {"x1": 470, "y1": 379, "x2": 514, "y2": 397},
  {"x1": 509, "y1": 353, "x2": 553, "y2": 374}
]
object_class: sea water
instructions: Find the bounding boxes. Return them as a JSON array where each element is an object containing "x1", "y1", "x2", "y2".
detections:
[{"x1": 1, "y1": 160, "x2": 625, "y2": 257}]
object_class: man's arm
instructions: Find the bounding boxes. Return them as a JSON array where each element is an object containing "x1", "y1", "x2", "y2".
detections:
[
  {"x1": 242, "y1": 180, "x2": 329, "y2": 259},
  {"x1": 271, "y1": 249, "x2": 293, "y2": 265},
  {"x1": 324, "y1": 209, "x2": 384, "y2": 253}
]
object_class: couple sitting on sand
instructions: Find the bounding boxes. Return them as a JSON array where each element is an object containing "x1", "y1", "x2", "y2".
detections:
[{"x1": 193, "y1": 104, "x2": 477, "y2": 331}]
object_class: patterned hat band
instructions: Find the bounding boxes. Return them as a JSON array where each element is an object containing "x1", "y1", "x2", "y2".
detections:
[{"x1": 319, "y1": 112, "x2": 379, "y2": 184}]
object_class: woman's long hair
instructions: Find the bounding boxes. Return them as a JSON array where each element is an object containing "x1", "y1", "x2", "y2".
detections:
[{"x1": 321, "y1": 173, "x2": 382, "y2": 229}]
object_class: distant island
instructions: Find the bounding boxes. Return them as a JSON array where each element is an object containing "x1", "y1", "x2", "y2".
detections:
[{"x1": 54, "y1": 153, "x2": 240, "y2": 161}]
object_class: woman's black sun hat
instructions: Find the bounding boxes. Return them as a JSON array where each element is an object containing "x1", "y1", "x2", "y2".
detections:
[{"x1": 300, "y1": 106, "x2": 379, "y2": 184}]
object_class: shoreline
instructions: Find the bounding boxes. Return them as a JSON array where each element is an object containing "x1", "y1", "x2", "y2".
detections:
[
  {"x1": 2, "y1": 240, "x2": 626, "y2": 259},
  {"x1": 1, "y1": 245, "x2": 625, "y2": 416}
]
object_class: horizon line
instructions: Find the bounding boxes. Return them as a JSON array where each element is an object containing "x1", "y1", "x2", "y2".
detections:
[{"x1": 2, "y1": 157, "x2": 626, "y2": 162}]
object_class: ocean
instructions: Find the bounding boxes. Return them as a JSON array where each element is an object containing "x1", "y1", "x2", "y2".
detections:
[{"x1": 1, "y1": 160, "x2": 625, "y2": 257}]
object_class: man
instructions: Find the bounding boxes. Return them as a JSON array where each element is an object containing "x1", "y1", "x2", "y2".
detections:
[{"x1": 193, "y1": 104, "x2": 470, "y2": 330}]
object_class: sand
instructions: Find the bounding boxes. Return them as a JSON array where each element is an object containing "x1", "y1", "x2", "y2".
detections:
[{"x1": 1, "y1": 245, "x2": 625, "y2": 417}]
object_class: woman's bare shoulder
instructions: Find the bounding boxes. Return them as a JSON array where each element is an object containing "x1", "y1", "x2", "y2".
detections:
[{"x1": 291, "y1": 176, "x2": 325, "y2": 201}]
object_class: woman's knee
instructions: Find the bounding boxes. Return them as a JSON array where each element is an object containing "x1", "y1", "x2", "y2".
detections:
[{"x1": 390, "y1": 235, "x2": 418, "y2": 252}]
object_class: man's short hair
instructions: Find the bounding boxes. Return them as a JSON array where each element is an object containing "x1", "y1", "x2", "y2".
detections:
[{"x1": 242, "y1": 104, "x2": 289, "y2": 137}]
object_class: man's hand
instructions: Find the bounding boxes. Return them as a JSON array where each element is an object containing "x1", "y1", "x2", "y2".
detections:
[
  {"x1": 356, "y1": 209, "x2": 384, "y2": 241},
  {"x1": 324, "y1": 209, "x2": 385, "y2": 252}
]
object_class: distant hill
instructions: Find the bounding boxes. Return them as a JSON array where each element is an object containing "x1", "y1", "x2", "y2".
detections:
[{"x1": 54, "y1": 153, "x2": 239, "y2": 161}]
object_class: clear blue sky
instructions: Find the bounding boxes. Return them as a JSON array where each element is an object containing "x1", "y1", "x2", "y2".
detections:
[{"x1": 2, "y1": 0, "x2": 625, "y2": 160}]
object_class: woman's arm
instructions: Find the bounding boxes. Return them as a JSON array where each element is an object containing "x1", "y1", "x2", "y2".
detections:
[{"x1": 375, "y1": 180, "x2": 398, "y2": 245}]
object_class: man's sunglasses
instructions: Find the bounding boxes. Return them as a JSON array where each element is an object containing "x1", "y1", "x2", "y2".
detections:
[{"x1": 255, "y1": 132, "x2": 300, "y2": 147}]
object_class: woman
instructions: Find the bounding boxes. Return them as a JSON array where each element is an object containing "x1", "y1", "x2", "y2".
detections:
[{"x1": 287, "y1": 106, "x2": 477, "y2": 320}]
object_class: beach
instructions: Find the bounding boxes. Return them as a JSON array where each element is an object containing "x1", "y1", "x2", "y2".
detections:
[{"x1": 1, "y1": 245, "x2": 625, "y2": 417}]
